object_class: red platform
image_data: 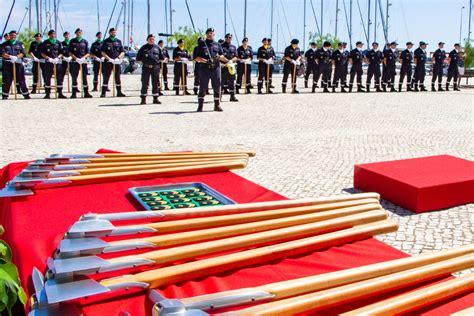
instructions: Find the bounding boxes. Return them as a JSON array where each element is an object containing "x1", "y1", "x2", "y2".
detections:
[
  {"x1": 354, "y1": 155, "x2": 474, "y2": 213},
  {"x1": 1, "y1": 150, "x2": 472, "y2": 315}
]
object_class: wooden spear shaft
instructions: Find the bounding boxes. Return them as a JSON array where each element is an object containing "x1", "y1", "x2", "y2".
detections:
[
  {"x1": 100, "y1": 220, "x2": 398, "y2": 289},
  {"x1": 341, "y1": 273, "x2": 473, "y2": 316}
]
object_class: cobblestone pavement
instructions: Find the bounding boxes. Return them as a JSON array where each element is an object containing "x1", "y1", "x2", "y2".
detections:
[{"x1": 1, "y1": 74, "x2": 473, "y2": 274}]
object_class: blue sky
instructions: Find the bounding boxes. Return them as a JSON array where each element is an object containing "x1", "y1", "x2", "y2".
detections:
[{"x1": 2, "y1": 0, "x2": 473, "y2": 51}]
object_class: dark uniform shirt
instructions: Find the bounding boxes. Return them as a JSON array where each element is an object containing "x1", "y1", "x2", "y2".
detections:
[
  {"x1": 61, "y1": 40, "x2": 70, "y2": 57},
  {"x1": 194, "y1": 39, "x2": 223, "y2": 68},
  {"x1": 433, "y1": 48, "x2": 446, "y2": 65},
  {"x1": 315, "y1": 48, "x2": 332, "y2": 64},
  {"x1": 162, "y1": 48, "x2": 170, "y2": 60},
  {"x1": 28, "y1": 41, "x2": 42, "y2": 57},
  {"x1": 221, "y1": 42, "x2": 237, "y2": 60},
  {"x1": 68, "y1": 38, "x2": 89, "y2": 58},
  {"x1": 400, "y1": 49, "x2": 413, "y2": 68},
  {"x1": 1, "y1": 40, "x2": 26, "y2": 58},
  {"x1": 284, "y1": 45, "x2": 301, "y2": 62},
  {"x1": 332, "y1": 49, "x2": 347, "y2": 66},
  {"x1": 349, "y1": 48, "x2": 364, "y2": 65},
  {"x1": 40, "y1": 39, "x2": 63, "y2": 58},
  {"x1": 173, "y1": 47, "x2": 190, "y2": 60},
  {"x1": 237, "y1": 45, "x2": 253, "y2": 60},
  {"x1": 137, "y1": 44, "x2": 163, "y2": 66},
  {"x1": 257, "y1": 45, "x2": 275, "y2": 60},
  {"x1": 304, "y1": 48, "x2": 317, "y2": 64},
  {"x1": 414, "y1": 47, "x2": 427, "y2": 66},
  {"x1": 384, "y1": 49, "x2": 398, "y2": 66},
  {"x1": 448, "y1": 49, "x2": 459, "y2": 67},
  {"x1": 366, "y1": 49, "x2": 383, "y2": 66},
  {"x1": 101, "y1": 37, "x2": 124, "y2": 59},
  {"x1": 90, "y1": 40, "x2": 102, "y2": 57}
]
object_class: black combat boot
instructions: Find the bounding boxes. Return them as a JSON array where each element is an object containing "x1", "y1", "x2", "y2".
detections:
[
  {"x1": 413, "y1": 84, "x2": 419, "y2": 92},
  {"x1": 357, "y1": 84, "x2": 364, "y2": 92},
  {"x1": 235, "y1": 87, "x2": 240, "y2": 94},
  {"x1": 398, "y1": 83, "x2": 403, "y2": 92},
  {"x1": 438, "y1": 84, "x2": 444, "y2": 92},
  {"x1": 348, "y1": 84, "x2": 353, "y2": 92},
  {"x1": 84, "y1": 88, "x2": 93, "y2": 98},
  {"x1": 454, "y1": 83, "x2": 460, "y2": 91},
  {"x1": 175, "y1": 88, "x2": 180, "y2": 95},
  {"x1": 366, "y1": 85, "x2": 371, "y2": 93},
  {"x1": 44, "y1": 88, "x2": 51, "y2": 99},
  {"x1": 214, "y1": 100, "x2": 223, "y2": 112},
  {"x1": 100, "y1": 89, "x2": 107, "y2": 98},
  {"x1": 246, "y1": 87, "x2": 252, "y2": 94},
  {"x1": 197, "y1": 99, "x2": 204, "y2": 112},
  {"x1": 445, "y1": 83, "x2": 450, "y2": 91},
  {"x1": 92, "y1": 82, "x2": 98, "y2": 91},
  {"x1": 140, "y1": 96, "x2": 146, "y2": 104},
  {"x1": 312, "y1": 84, "x2": 317, "y2": 93},
  {"x1": 153, "y1": 96, "x2": 161, "y2": 104},
  {"x1": 282, "y1": 85, "x2": 286, "y2": 93},
  {"x1": 230, "y1": 93, "x2": 238, "y2": 102},
  {"x1": 382, "y1": 84, "x2": 387, "y2": 92},
  {"x1": 304, "y1": 80, "x2": 308, "y2": 88},
  {"x1": 390, "y1": 84, "x2": 397, "y2": 92},
  {"x1": 340, "y1": 86, "x2": 347, "y2": 93},
  {"x1": 431, "y1": 83, "x2": 436, "y2": 91},
  {"x1": 164, "y1": 83, "x2": 169, "y2": 90},
  {"x1": 70, "y1": 88, "x2": 77, "y2": 99},
  {"x1": 23, "y1": 94, "x2": 31, "y2": 99},
  {"x1": 193, "y1": 88, "x2": 198, "y2": 95},
  {"x1": 2, "y1": 95, "x2": 8, "y2": 100},
  {"x1": 184, "y1": 89, "x2": 191, "y2": 95},
  {"x1": 31, "y1": 84, "x2": 37, "y2": 94},
  {"x1": 420, "y1": 85, "x2": 428, "y2": 92},
  {"x1": 58, "y1": 88, "x2": 67, "y2": 99},
  {"x1": 117, "y1": 87, "x2": 126, "y2": 97},
  {"x1": 407, "y1": 83, "x2": 412, "y2": 92},
  {"x1": 322, "y1": 83, "x2": 330, "y2": 93}
]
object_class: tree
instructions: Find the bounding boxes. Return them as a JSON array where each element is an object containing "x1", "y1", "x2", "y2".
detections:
[
  {"x1": 463, "y1": 41, "x2": 473, "y2": 69},
  {"x1": 169, "y1": 26, "x2": 204, "y2": 57},
  {"x1": 17, "y1": 28, "x2": 38, "y2": 53},
  {"x1": 307, "y1": 33, "x2": 341, "y2": 50}
]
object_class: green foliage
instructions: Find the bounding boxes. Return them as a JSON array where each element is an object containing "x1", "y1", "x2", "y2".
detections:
[
  {"x1": 463, "y1": 41, "x2": 473, "y2": 68},
  {"x1": 17, "y1": 28, "x2": 38, "y2": 53},
  {"x1": 0, "y1": 226, "x2": 27, "y2": 316},
  {"x1": 169, "y1": 26, "x2": 204, "y2": 57},
  {"x1": 307, "y1": 33, "x2": 342, "y2": 50}
]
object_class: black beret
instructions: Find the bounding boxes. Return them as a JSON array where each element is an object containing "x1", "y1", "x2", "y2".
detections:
[
  {"x1": 158, "y1": 40, "x2": 164, "y2": 44},
  {"x1": 454, "y1": 43, "x2": 461, "y2": 47},
  {"x1": 419, "y1": 41, "x2": 428, "y2": 46},
  {"x1": 342, "y1": 42, "x2": 347, "y2": 45},
  {"x1": 356, "y1": 41, "x2": 363, "y2": 46},
  {"x1": 291, "y1": 38, "x2": 299, "y2": 44},
  {"x1": 48, "y1": 30, "x2": 55, "y2": 35},
  {"x1": 438, "y1": 41, "x2": 445, "y2": 45},
  {"x1": 261, "y1": 37, "x2": 267, "y2": 42},
  {"x1": 406, "y1": 41, "x2": 413, "y2": 46},
  {"x1": 242, "y1": 37, "x2": 248, "y2": 43},
  {"x1": 63, "y1": 31, "x2": 70, "y2": 36},
  {"x1": 218, "y1": 39, "x2": 224, "y2": 44},
  {"x1": 34, "y1": 33, "x2": 42, "y2": 37},
  {"x1": 74, "y1": 28, "x2": 82, "y2": 34},
  {"x1": 323, "y1": 41, "x2": 331, "y2": 47},
  {"x1": 96, "y1": 31, "x2": 102, "y2": 37},
  {"x1": 337, "y1": 42, "x2": 343, "y2": 47},
  {"x1": 8, "y1": 30, "x2": 17, "y2": 34},
  {"x1": 177, "y1": 38, "x2": 184, "y2": 44},
  {"x1": 390, "y1": 41, "x2": 398, "y2": 46},
  {"x1": 205, "y1": 28, "x2": 214, "y2": 34},
  {"x1": 225, "y1": 33, "x2": 232, "y2": 38},
  {"x1": 267, "y1": 38, "x2": 272, "y2": 42},
  {"x1": 309, "y1": 42, "x2": 316, "y2": 46},
  {"x1": 147, "y1": 34, "x2": 155, "y2": 40},
  {"x1": 372, "y1": 42, "x2": 379, "y2": 46},
  {"x1": 109, "y1": 28, "x2": 116, "y2": 33}
]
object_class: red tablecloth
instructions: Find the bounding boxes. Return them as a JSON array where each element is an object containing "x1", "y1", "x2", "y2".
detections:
[{"x1": 0, "y1": 151, "x2": 472, "y2": 315}]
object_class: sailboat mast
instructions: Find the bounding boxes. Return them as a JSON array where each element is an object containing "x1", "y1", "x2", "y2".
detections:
[
  {"x1": 243, "y1": 0, "x2": 247, "y2": 38},
  {"x1": 335, "y1": 0, "x2": 339, "y2": 38},
  {"x1": 367, "y1": 0, "x2": 371, "y2": 46},
  {"x1": 303, "y1": 0, "x2": 306, "y2": 49}
]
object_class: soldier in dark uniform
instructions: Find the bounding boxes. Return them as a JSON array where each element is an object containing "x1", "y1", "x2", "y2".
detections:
[
  {"x1": 28, "y1": 33, "x2": 43, "y2": 94},
  {"x1": 220, "y1": 33, "x2": 238, "y2": 101},
  {"x1": 100, "y1": 27, "x2": 126, "y2": 97},
  {"x1": 236, "y1": 37, "x2": 253, "y2": 94},
  {"x1": 282, "y1": 39, "x2": 302, "y2": 93},
  {"x1": 413, "y1": 41, "x2": 428, "y2": 92},
  {"x1": 348, "y1": 41, "x2": 365, "y2": 92},
  {"x1": 194, "y1": 28, "x2": 225, "y2": 112},
  {"x1": 40, "y1": 30, "x2": 66, "y2": 98},
  {"x1": 158, "y1": 40, "x2": 170, "y2": 90},
  {"x1": 315, "y1": 41, "x2": 332, "y2": 93},
  {"x1": 173, "y1": 39, "x2": 191, "y2": 95},
  {"x1": 136, "y1": 34, "x2": 163, "y2": 104},
  {"x1": 192, "y1": 44, "x2": 200, "y2": 95},
  {"x1": 431, "y1": 42, "x2": 446, "y2": 91},
  {"x1": 304, "y1": 42, "x2": 318, "y2": 88},
  {"x1": 342, "y1": 42, "x2": 350, "y2": 88},
  {"x1": 399, "y1": 41, "x2": 414, "y2": 92},
  {"x1": 1, "y1": 30, "x2": 31, "y2": 99},
  {"x1": 256, "y1": 38, "x2": 275, "y2": 94},
  {"x1": 267, "y1": 38, "x2": 275, "y2": 89},
  {"x1": 68, "y1": 28, "x2": 92, "y2": 98},
  {"x1": 331, "y1": 42, "x2": 347, "y2": 93},
  {"x1": 59, "y1": 31, "x2": 71, "y2": 94},
  {"x1": 90, "y1": 32, "x2": 103, "y2": 91},
  {"x1": 365, "y1": 42, "x2": 383, "y2": 92},
  {"x1": 383, "y1": 41, "x2": 398, "y2": 92},
  {"x1": 446, "y1": 43, "x2": 461, "y2": 91}
]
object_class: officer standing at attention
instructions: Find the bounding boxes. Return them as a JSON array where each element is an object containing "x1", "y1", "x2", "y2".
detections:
[
  {"x1": 158, "y1": 40, "x2": 170, "y2": 91},
  {"x1": 267, "y1": 38, "x2": 276, "y2": 89},
  {"x1": 194, "y1": 27, "x2": 225, "y2": 112},
  {"x1": 90, "y1": 32, "x2": 103, "y2": 92},
  {"x1": 59, "y1": 31, "x2": 71, "y2": 95},
  {"x1": 399, "y1": 41, "x2": 414, "y2": 92},
  {"x1": 383, "y1": 41, "x2": 398, "y2": 92},
  {"x1": 192, "y1": 43, "x2": 201, "y2": 95},
  {"x1": 446, "y1": 43, "x2": 461, "y2": 91},
  {"x1": 220, "y1": 33, "x2": 239, "y2": 101},
  {"x1": 431, "y1": 41, "x2": 446, "y2": 91},
  {"x1": 282, "y1": 39, "x2": 302, "y2": 93},
  {"x1": 342, "y1": 42, "x2": 350, "y2": 88},
  {"x1": 348, "y1": 41, "x2": 365, "y2": 92},
  {"x1": 40, "y1": 30, "x2": 65, "y2": 99},
  {"x1": 28, "y1": 33, "x2": 43, "y2": 94},
  {"x1": 173, "y1": 39, "x2": 191, "y2": 95},
  {"x1": 136, "y1": 34, "x2": 163, "y2": 104},
  {"x1": 365, "y1": 42, "x2": 383, "y2": 92},
  {"x1": 100, "y1": 27, "x2": 126, "y2": 97},
  {"x1": 413, "y1": 41, "x2": 428, "y2": 92},
  {"x1": 1, "y1": 30, "x2": 31, "y2": 99},
  {"x1": 236, "y1": 37, "x2": 253, "y2": 94},
  {"x1": 257, "y1": 38, "x2": 275, "y2": 94},
  {"x1": 304, "y1": 42, "x2": 318, "y2": 89},
  {"x1": 315, "y1": 41, "x2": 332, "y2": 93},
  {"x1": 331, "y1": 42, "x2": 347, "y2": 93},
  {"x1": 68, "y1": 28, "x2": 92, "y2": 98}
]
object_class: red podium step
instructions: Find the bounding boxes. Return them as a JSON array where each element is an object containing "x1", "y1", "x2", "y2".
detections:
[{"x1": 354, "y1": 155, "x2": 474, "y2": 213}]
